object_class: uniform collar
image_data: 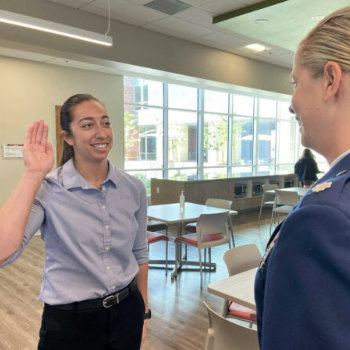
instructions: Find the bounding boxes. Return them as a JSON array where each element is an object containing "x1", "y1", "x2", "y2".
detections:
[
  {"x1": 60, "y1": 159, "x2": 118, "y2": 190},
  {"x1": 319, "y1": 151, "x2": 350, "y2": 182}
]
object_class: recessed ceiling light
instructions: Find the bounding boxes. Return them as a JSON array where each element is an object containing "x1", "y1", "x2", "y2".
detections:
[
  {"x1": 245, "y1": 43, "x2": 267, "y2": 52},
  {"x1": 254, "y1": 19, "x2": 270, "y2": 25},
  {"x1": 311, "y1": 15, "x2": 324, "y2": 22}
]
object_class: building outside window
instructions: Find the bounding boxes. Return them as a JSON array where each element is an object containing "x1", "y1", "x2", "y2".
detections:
[{"x1": 123, "y1": 76, "x2": 321, "y2": 194}]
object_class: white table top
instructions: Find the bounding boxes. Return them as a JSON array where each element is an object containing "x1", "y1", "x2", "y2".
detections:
[
  {"x1": 147, "y1": 202, "x2": 238, "y2": 224},
  {"x1": 207, "y1": 268, "x2": 257, "y2": 310},
  {"x1": 266, "y1": 186, "x2": 308, "y2": 196}
]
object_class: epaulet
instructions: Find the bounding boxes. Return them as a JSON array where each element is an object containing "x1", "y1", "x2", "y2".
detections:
[{"x1": 304, "y1": 169, "x2": 350, "y2": 204}]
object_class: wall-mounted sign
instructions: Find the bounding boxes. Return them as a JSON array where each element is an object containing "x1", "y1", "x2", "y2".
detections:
[{"x1": 2, "y1": 144, "x2": 24, "y2": 158}]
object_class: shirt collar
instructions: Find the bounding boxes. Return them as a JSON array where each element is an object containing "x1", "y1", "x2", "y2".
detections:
[{"x1": 61, "y1": 159, "x2": 118, "y2": 190}]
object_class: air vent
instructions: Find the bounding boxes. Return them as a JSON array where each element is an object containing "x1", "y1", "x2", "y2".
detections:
[{"x1": 145, "y1": 0, "x2": 191, "y2": 15}]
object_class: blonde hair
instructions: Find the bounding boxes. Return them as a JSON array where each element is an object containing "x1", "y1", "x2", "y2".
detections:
[{"x1": 298, "y1": 6, "x2": 350, "y2": 77}]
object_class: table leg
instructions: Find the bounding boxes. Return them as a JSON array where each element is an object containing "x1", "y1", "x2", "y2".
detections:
[{"x1": 171, "y1": 221, "x2": 182, "y2": 281}]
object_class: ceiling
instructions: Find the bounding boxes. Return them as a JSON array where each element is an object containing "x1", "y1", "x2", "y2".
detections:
[{"x1": 46, "y1": 0, "x2": 350, "y2": 68}]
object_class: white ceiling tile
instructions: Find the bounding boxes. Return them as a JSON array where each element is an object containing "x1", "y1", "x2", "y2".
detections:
[
  {"x1": 174, "y1": 7, "x2": 215, "y2": 28},
  {"x1": 48, "y1": 0, "x2": 92, "y2": 8},
  {"x1": 143, "y1": 23, "x2": 199, "y2": 41},
  {"x1": 126, "y1": 0, "x2": 153, "y2": 5},
  {"x1": 198, "y1": 0, "x2": 245, "y2": 15},
  {"x1": 83, "y1": 5, "x2": 147, "y2": 26},
  {"x1": 84, "y1": 0, "x2": 168, "y2": 23},
  {"x1": 181, "y1": 0, "x2": 212, "y2": 7},
  {"x1": 144, "y1": 17, "x2": 214, "y2": 37}
]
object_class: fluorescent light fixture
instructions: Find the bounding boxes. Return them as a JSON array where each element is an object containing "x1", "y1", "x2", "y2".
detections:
[
  {"x1": 0, "y1": 9, "x2": 113, "y2": 46},
  {"x1": 245, "y1": 43, "x2": 266, "y2": 52}
]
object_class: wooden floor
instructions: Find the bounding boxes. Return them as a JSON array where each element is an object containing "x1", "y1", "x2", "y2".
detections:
[{"x1": 0, "y1": 209, "x2": 273, "y2": 350}]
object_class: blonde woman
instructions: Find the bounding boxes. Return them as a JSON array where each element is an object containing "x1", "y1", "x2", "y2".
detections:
[{"x1": 255, "y1": 6, "x2": 350, "y2": 350}]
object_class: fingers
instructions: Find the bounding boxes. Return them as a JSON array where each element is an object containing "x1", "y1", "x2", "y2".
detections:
[
  {"x1": 45, "y1": 141, "x2": 53, "y2": 154},
  {"x1": 27, "y1": 120, "x2": 49, "y2": 146},
  {"x1": 25, "y1": 125, "x2": 34, "y2": 145},
  {"x1": 41, "y1": 124, "x2": 49, "y2": 146},
  {"x1": 35, "y1": 121, "x2": 44, "y2": 145},
  {"x1": 31, "y1": 121, "x2": 40, "y2": 145}
]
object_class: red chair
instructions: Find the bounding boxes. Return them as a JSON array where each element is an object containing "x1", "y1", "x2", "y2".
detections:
[
  {"x1": 222, "y1": 244, "x2": 261, "y2": 325},
  {"x1": 184, "y1": 198, "x2": 235, "y2": 246},
  {"x1": 147, "y1": 230, "x2": 169, "y2": 275},
  {"x1": 175, "y1": 212, "x2": 231, "y2": 289}
]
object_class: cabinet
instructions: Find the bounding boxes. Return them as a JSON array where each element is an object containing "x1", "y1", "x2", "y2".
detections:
[{"x1": 151, "y1": 174, "x2": 298, "y2": 212}]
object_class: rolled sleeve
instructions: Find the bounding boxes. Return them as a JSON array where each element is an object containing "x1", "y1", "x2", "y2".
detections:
[
  {"x1": 0, "y1": 200, "x2": 44, "y2": 268},
  {"x1": 132, "y1": 184, "x2": 148, "y2": 265}
]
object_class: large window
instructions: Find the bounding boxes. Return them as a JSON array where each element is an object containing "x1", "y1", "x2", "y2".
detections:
[{"x1": 124, "y1": 77, "x2": 306, "y2": 193}]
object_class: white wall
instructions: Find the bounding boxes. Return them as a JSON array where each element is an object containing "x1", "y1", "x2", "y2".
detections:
[{"x1": 0, "y1": 56, "x2": 124, "y2": 206}]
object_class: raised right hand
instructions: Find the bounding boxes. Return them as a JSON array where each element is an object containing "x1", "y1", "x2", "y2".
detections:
[{"x1": 23, "y1": 120, "x2": 54, "y2": 177}]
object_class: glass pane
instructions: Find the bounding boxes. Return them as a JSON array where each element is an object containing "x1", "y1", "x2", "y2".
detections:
[
  {"x1": 231, "y1": 166, "x2": 252, "y2": 177},
  {"x1": 277, "y1": 120, "x2": 296, "y2": 164},
  {"x1": 204, "y1": 114, "x2": 228, "y2": 166},
  {"x1": 124, "y1": 106, "x2": 163, "y2": 169},
  {"x1": 232, "y1": 117, "x2": 253, "y2": 166},
  {"x1": 203, "y1": 167, "x2": 227, "y2": 179},
  {"x1": 168, "y1": 168, "x2": 197, "y2": 181},
  {"x1": 168, "y1": 84, "x2": 197, "y2": 110},
  {"x1": 233, "y1": 94, "x2": 254, "y2": 116},
  {"x1": 126, "y1": 170, "x2": 163, "y2": 196},
  {"x1": 168, "y1": 110, "x2": 197, "y2": 168},
  {"x1": 257, "y1": 165, "x2": 275, "y2": 175},
  {"x1": 278, "y1": 100, "x2": 293, "y2": 119},
  {"x1": 258, "y1": 119, "x2": 276, "y2": 164},
  {"x1": 259, "y1": 98, "x2": 277, "y2": 118},
  {"x1": 124, "y1": 77, "x2": 163, "y2": 106},
  {"x1": 276, "y1": 164, "x2": 294, "y2": 175},
  {"x1": 204, "y1": 90, "x2": 229, "y2": 113}
]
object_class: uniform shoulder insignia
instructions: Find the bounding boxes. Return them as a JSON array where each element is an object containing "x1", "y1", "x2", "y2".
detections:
[
  {"x1": 312, "y1": 181, "x2": 332, "y2": 193},
  {"x1": 336, "y1": 170, "x2": 348, "y2": 176}
]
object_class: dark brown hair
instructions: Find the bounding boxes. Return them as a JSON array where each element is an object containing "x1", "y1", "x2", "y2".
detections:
[{"x1": 59, "y1": 94, "x2": 101, "y2": 166}]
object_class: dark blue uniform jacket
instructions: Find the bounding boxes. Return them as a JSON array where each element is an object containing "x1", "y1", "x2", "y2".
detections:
[{"x1": 255, "y1": 153, "x2": 350, "y2": 350}]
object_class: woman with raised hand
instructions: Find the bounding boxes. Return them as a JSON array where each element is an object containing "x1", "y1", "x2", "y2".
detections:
[
  {"x1": 0, "y1": 94, "x2": 149, "y2": 350},
  {"x1": 255, "y1": 6, "x2": 350, "y2": 350}
]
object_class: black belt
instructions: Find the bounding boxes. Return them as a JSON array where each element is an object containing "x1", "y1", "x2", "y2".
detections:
[{"x1": 46, "y1": 279, "x2": 137, "y2": 311}]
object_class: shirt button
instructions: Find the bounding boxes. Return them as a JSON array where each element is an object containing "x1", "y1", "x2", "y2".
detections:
[
  {"x1": 102, "y1": 205, "x2": 106, "y2": 209},
  {"x1": 105, "y1": 246, "x2": 110, "y2": 251},
  {"x1": 105, "y1": 225, "x2": 109, "y2": 230},
  {"x1": 106, "y1": 266, "x2": 110, "y2": 270}
]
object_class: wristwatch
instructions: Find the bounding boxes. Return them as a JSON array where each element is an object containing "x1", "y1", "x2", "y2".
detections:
[{"x1": 144, "y1": 309, "x2": 151, "y2": 319}]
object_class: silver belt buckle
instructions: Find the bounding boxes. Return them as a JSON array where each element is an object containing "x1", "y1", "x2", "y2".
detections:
[{"x1": 102, "y1": 293, "x2": 119, "y2": 308}]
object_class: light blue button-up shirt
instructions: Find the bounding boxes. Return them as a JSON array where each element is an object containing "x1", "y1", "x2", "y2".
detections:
[{"x1": 1, "y1": 159, "x2": 148, "y2": 304}]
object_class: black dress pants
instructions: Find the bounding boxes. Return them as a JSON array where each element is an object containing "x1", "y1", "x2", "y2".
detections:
[{"x1": 38, "y1": 287, "x2": 145, "y2": 350}]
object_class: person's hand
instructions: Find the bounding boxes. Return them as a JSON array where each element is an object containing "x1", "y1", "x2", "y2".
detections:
[
  {"x1": 23, "y1": 120, "x2": 54, "y2": 177},
  {"x1": 141, "y1": 319, "x2": 149, "y2": 348}
]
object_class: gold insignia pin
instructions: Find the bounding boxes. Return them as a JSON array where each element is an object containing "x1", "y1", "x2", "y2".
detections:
[{"x1": 312, "y1": 181, "x2": 332, "y2": 193}]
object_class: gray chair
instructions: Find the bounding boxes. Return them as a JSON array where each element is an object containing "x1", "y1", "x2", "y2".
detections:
[
  {"x1": 258, "y1": 184, "x2": 279, "y2": 223},
  {"x1": 176, "y1": 212, "x2": 231, "y2": 289},
  {"x1": 270, "y1": 189, "x2": 299, "y2": 233},
  {"x1": 185, "y1": 198, "x2": 235, "y2": 246},
  {"x1": 203, "y1": 299, "x2": 259, "y2": 350},
  {"x1": 222, "y1": 244, "x2": 261, "y2": 325}
]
